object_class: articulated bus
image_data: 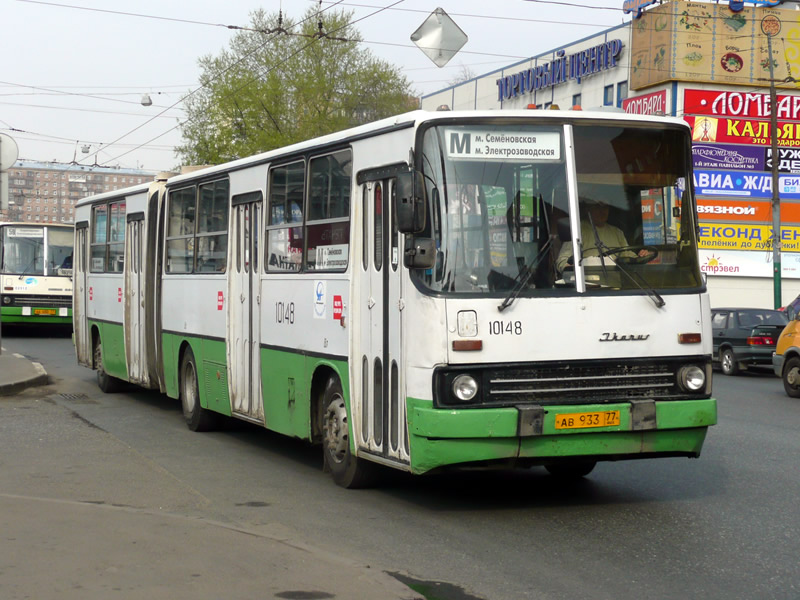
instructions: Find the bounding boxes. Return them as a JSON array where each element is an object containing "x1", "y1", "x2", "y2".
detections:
[
  {"x1": 1, "y1": 222, "x2": 74, "y2": 326},
  {"x1": 73, "y1": 109, "x2": 716, "y2": 487}
]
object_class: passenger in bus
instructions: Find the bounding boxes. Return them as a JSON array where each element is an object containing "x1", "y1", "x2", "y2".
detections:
[{"x1": 556, "y1": 197, "x2": 648, "y2": 273}]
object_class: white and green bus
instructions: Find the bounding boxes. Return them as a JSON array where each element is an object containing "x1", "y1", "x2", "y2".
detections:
[
  {"x1": 1, "y1": 222, "x2": 73, "y2": 326},
  {"x1": 73, "y1": 109, "x2": 716, "y2": 487}
]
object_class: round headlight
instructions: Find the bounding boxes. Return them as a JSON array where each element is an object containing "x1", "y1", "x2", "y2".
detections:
[
  {"x1": 452, "y1": 374, "x2": 478, "y2": 402},
  {"x1": 2, "y1": 296, "x2": 10, "y2": 305},
  {"x1": 679, "y1": 365, "x2": 705, "y2": 392}
]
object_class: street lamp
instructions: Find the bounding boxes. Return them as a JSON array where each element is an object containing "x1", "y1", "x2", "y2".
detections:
[{"x1": 756, "y1": 16, "x2": 790, "y2": 308}]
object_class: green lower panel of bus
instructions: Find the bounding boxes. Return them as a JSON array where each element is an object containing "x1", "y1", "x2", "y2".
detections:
[
  {"x1": 406, "y1": 398, "x2": 717, "y2": 475},
  {"x1": 89, "y1": 320, "x2": 127, "y2": 381},
  {"x1": 2, "y1": 306, "x2": 72, "y2": 325},
  {"x1": 160, "y1": 333, "x2": 348, "y2": 437},
  {"x1": 161, "y1": 333, "x2": 232, "y2": 416},
  {"x1": 259, "y1": 347, "x2": 348, "y2": 440}
]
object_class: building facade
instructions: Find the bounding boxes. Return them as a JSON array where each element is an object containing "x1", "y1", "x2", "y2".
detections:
[
  {"x1": 0, "y1": 161, "x2": 155, "y2": 225},
  {"x1": 421, "y1": 0, "x2": 800, "y2": 309}
]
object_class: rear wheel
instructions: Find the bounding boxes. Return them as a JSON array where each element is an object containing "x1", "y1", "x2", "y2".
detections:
[
  {"x1": 720, "y1": 348, "x2": 740, "y2": 376},
  {"x1": 94, "y1": 336, "x2": 121, "y2": 393},
  {"x1": 321, "y1": 377, "x2": 378, "y2": 488},
  {"x1": 180, "y1": 347, "x2": 219, "y2": 432},
  {"x1": 783, "y1": 356, "x2": 800, "y2": 398},
  {"x1": 545, "y1": 461, "x2": 597, "y2": 479}
]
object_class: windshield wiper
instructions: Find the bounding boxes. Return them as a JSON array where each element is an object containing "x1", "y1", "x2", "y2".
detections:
[
  {"x1": 591, "y1": 244, "x2": 666, "y2": 309},
  {"x1": 584, "y1": 215, "x2": 664, "y2": 309},
  {"x1": 18, "y1": 256, "x2": 37, "y2": 279},
  {"x1": 497, "y1": 235, "x2": 553, "y2": 312}
]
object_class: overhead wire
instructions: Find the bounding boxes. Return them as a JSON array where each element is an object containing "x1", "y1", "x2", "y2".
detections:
[{"x1": 99, "y1": 0, "x2": 416, "y2": 167}]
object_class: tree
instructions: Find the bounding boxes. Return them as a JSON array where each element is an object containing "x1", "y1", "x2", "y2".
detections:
[
  {"x1": 448, "y1": 64, "x2": 477, "y2": 87},
  {"x1": 177, "y1": 7, "x2": 418, "y2": 165}
]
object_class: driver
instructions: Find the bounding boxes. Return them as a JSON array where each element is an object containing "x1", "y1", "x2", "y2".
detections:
[{"x1": 556, "y1": 197, "x2": 649, "y2": 273}]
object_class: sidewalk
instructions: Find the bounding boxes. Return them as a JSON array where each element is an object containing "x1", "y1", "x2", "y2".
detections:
[{"x1": 0, "y1": 349, "x2": 49, "y2": 395}]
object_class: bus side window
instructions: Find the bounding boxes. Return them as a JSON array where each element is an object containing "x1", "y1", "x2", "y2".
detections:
[
  {"x1": 197, "y1": 180, "x2": 230, "y2": 272},
  {"x1": 306, "y1": 149, "x2": 351, "y2": 272},
  {"x1": 267, "y1": 161, "x2": 305, "y2": 272},
  {"x1": 166, "y1": 186, "x2": 196, "y2": 273}
]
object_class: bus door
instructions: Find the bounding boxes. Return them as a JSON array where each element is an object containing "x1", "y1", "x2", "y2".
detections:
[
  {"x1": 359, "y1": 178, "x2": 410, "y2": 466},
  {"x1": 123, "y1": 214, "x2": 147, "y2": 385},
  {"x1": 73, "y1": 222, "x2": 91, "y2": 367},
  {"x1": 227, "y1": 194, "x2": 264, "y2": 424}
]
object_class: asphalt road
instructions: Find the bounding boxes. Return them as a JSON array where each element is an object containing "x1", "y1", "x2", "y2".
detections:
[{"x1": 3, "y1": 328, "x2": 799, "y2": 600}]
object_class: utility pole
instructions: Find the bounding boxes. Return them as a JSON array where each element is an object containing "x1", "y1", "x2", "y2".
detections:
[{"x1": 767, "y1": 33, "x2": 781, "y2": 309}]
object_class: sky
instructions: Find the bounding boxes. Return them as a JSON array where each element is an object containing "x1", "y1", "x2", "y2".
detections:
[{"x1": 0, "y1": 0, "x2": 626, "y2": 173}]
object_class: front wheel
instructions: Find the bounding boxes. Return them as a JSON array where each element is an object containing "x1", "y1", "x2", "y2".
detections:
[
  {"x1": 321, "y1": 377, "x2": 378, "y2": 488},
  {"x1": 720, "y1": 348, "x2": 740, "y2": 376},
  {"x1": 180, "y1": 347, "x2": 219, "y2": 432},
  {"x1": 783, "y1": 356, "x2": 800, "y2": 398}
]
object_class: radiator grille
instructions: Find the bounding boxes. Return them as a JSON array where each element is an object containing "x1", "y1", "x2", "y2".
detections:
[
  {"x1": 436, "y1": 358, "x2": 707, "y2": 408},
  {"x1": 5, "y1": 294, "x2": 72, "y2": 308},
  {"x1": 485, "y1": 362, "x2": 674, "y2": 405}
]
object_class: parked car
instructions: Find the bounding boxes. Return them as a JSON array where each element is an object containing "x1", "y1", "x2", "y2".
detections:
[
  {"x1": 773, "y1": 305, "x2": 800, "y2": 396},
  {"x1": 711, "y1": 308, "x2": 789, "y2": 376}
]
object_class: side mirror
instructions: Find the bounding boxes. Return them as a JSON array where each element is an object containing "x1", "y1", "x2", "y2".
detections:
[
  {"x1": 396, "y1": 170, "x2": 426, "y2": 233},
  {"x1": 404, "y1": 237, "x2": 436, "y2": 269}
]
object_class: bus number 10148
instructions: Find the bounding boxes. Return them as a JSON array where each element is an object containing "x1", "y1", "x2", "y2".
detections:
[
  {"x1": 488, "y1": 320, "x2": 522, "y2": 335},
  {"x1": 276, "y1": 301, "x2": 295, "y2": 324}
]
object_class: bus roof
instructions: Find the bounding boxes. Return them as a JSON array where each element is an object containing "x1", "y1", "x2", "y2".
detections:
[
  {"x1": 77, "y1": 109, "x2": 691, "y2": 204},
  {"x1": 75, "y1": 181, "x2": 152, "y2": 209},
  {"x1": 165, "y1": 109, "x2": 690, "y2": 186},
  {"x1": 0, "y1": 221, "x2": 74, "y2": 228}
]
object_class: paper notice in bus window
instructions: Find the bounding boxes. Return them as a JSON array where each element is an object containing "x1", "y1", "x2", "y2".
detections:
[
  {"x1": 315, "y1": 244, "x2": 348, "y2": 270},
  {"x1": 444, "y1": 129, "x2": 561, "y2": 162}
]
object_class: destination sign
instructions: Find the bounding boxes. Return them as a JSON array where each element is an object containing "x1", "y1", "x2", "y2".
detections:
[{"x1": 444, "y1": 129, "x2": 561, "y2": 161}]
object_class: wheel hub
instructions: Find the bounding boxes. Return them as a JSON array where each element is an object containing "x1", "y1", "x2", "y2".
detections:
[
  {"x1": 787, "y1": 367, "x2": 800, "y2": 387},
  {"x1": 182, "y1": 363, "x2": 197, "y2": 413},
  {"x1": 324, "y1": 397, "x2": 348, "y2": 464}
]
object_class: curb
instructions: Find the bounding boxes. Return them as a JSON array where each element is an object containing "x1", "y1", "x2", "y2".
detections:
[{"x1": 0, "y1": 353, "x2": 49, "y2": 395}]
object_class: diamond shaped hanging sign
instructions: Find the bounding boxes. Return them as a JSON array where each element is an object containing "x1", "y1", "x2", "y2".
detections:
[{"x1": 410, "y1": 7, "x2": 468, "y2": 68}]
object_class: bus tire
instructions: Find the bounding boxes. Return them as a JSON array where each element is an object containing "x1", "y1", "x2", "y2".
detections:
[
  {"x1": 94, "y1": 336, "x2": 122, "y2": 394},
  {"x1": 545, "y1": 461, "x2": 596, "y2": 479},
  {"x1": 180, "y1": 347, "x2": 218, "y2": 432},
  {"x1": 321, "y1": 376, "x2": 378, "y2": 489}
]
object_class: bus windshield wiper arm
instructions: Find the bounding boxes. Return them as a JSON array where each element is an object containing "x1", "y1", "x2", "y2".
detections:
[
  {"x1": 594, "y1": 244, "x2": 666, "y2": 309},
  {"x1": 585, "y1": 215, "x2": 664, "y2": 309},
  {"x1": 18, "y1": 257, "x2": 36, "y2": 279},
  {"x1": 497, "y1": 236, "x2": 553, "y2": 312}
]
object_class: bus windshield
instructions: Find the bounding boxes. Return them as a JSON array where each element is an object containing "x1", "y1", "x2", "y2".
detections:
[
  {"x1": 416, "y1": 121, "x2": 702, "y2": 295},
  {"x1": 0, "y1": 225, "x2": 73, "y2": 276}
]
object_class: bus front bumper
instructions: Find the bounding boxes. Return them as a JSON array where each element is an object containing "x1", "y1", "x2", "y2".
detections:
[
  {"x1": 1, "y1": 306, "x2": 72, "y2": 324},
  {"x1": 406, "y1": 397, "x2": 717, "y2": 475}
]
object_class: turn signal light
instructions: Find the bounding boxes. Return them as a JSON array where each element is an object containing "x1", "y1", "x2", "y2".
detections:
[
  {"x1": 678, "y1": 333, "x2": 701, "y2": 344},
  {"x1": 453, "y1": 340, "x2": 482, "y2": 351}
]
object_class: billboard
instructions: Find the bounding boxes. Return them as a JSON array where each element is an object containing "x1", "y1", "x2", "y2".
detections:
[{"x1": 630, "y1": 0, "x2": 800, "y2": 91}]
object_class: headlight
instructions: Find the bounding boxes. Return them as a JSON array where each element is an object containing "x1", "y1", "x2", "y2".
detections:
[
  {"x1": 678, "y1": 365, "x2": 705, "y2": 392},
  {"x1": 452, "y1": 374, "x2": 479, "y2": 401},
  {"x1": 2, "y1": 296, "x2": 10, "y2": 305}
]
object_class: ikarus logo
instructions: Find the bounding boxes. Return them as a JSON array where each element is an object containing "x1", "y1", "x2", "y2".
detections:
[{"x1": 24, "y1": 277, "x2": 38, "y2": 285}]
